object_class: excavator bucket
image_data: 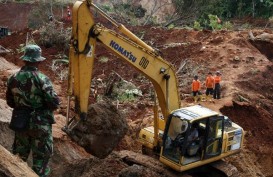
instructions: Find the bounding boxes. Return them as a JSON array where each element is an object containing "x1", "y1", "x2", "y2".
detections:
[{"x1": 66, "y1": 100, "x2": 128, "y2": 159}]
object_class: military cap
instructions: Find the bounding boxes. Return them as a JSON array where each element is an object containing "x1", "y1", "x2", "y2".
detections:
[{"x1": 20, "y1": 44, "x2": 46, "y2": 62}]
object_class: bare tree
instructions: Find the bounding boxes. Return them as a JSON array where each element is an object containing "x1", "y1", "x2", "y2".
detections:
[
  {"x1": 143, "y1": 0, "x2": 173, "y2": 25},
  {"x1": 164, "y1": 0, "x2": 205, "y2": 27}
]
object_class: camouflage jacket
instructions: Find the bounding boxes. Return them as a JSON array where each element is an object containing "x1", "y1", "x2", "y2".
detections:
[{"x1": 6, "y1": 66, "x2": 60, "y2": 125}]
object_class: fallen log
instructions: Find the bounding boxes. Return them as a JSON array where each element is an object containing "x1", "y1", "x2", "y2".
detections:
[{"x1": 0, "y1": 145, "x2": 38, "y2": 177}]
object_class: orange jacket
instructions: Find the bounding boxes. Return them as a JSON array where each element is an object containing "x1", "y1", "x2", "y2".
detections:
[
  {"x1": 206, "y1": 76, "x2": 214, "y2": 88},
  {"x1": 192, "y1": 80, "x2": 201, "y2": 91},
  {"x1": 214, "y1": 76, "x2": 221, "y2": 84}
]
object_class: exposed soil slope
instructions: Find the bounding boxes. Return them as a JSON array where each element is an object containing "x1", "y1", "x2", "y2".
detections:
[{"x1": 0, "y1": 2, "x2": 273, "y2": 177}]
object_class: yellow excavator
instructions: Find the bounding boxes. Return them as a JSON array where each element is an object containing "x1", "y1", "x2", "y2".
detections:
[{"x1": 65, "y1": 0, "x2": 244, "y2": 174}]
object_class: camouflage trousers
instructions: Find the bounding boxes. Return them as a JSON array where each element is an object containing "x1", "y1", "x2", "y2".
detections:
[{"x1": 12, "y1": 124, "x2": 53, "y2": 177}]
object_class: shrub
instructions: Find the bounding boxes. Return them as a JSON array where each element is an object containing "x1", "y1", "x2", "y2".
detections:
[
  {"x1": 39, "y1": 22, "x2": 71, "y2": 50},
  {"x1": 28, "y1": 3, "x2": 49, "y2": 29},
  {"x1": 28, "y1": 1, "x2": 70, "y2": 29},
  {"x1": 193, "y1": 21, "x2": 202, "y2": 30},
  {"x1": 100, "y1": 4, "x2": 112, "y2": 12},
  {"x1": 222, "y1": 21, "x2": 233, "y2": 30},
  {"x1": 208, "y1": 14, "x2": 222, "y2": 30}
]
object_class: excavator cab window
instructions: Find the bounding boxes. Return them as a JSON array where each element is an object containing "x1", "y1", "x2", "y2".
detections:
[
  {"x1": 203, "y1": 116, "x2": 224, "y2": 159},
  {"x1": 182, "y1": 116, "x2": 224, "y2": 164},
  {"x1": 162, "y1": 115, "x2": 188, "y2": 163}
]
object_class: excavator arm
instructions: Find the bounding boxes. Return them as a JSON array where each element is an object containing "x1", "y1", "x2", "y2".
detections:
[{"x1": 66, "y1": 0, "x2": 180, "y2": 131}]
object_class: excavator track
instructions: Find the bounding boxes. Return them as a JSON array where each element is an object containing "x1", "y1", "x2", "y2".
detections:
[
  {"x1": 118, "y1": 151, "x2": 240, "y2": 177},
  {"x1": 176, "y1": 160, "x2": 240, "y2": 177},
  {"x1": 208, "y1": 160, "x2": 240, "y2": 177}
]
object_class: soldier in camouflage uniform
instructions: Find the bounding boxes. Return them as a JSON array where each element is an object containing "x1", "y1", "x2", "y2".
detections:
[{"x1": 6, "y1": 44, "x2": 60, "y2": 177}]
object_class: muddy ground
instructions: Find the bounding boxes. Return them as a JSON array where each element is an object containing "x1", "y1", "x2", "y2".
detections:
[{"x1": 0, "y1": 2, "x2": 273, "y2": 177}]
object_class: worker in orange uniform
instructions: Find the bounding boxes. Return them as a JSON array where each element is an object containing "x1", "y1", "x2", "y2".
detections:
[
  {"x1": 192, "y1": 75, "x2": 201, "y2": 103},
  {"x1": 205, "y1": 72, "x2": 214, "y2": 101},
  {"x1": 213, "y1": 71, "x2": 221, "y2": 99}
]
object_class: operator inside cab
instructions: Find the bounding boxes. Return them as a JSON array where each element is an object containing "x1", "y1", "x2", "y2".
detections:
[
  {"x1": 163, "y1": 114, "x2": 204, "y2": 163},
  {"x1": 186, "y1": 123, "x2": 200, "y2": 156}
]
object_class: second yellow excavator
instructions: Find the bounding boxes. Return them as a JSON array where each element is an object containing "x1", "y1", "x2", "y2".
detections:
[{"x1": 64, "y1": 0, "x2": 244, "y2": 175}]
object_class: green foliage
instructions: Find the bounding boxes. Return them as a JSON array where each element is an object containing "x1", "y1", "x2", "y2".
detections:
[
  {"x1": 167, "y1": 24, "x2": 175, "y2": 29},
  {"x1": 222, "y1": 21, "x2": 233, "y2": 30},
  {"x1": 208, "y1": 14, "x2": 222, "y2": 30},
  {"x1": 100, "y1": 4, "x2": 112, "y2": 12},
  {"x1": 193, "y1": 21, "x2": 202, "y2": 30},
  {"x1": 265, "y1": 0, "x2": 273, "y2": 6},
  {"x1": 98, "y1": 56, "x2": 109, "y2": 63},
  {"x1": 117, "y1": 92, "x2": 137, "y2": 102},
  {"x1": 203, "y1": 0, "x2": 273, "y2": 18},
  {"x1": 107, "y1": 76, "x2": 142, "y2": 103},
  {"x1": 172, "y1": 0, "x2": 273, "y2": 27}
]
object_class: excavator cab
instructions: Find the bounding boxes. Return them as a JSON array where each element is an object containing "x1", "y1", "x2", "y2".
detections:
[{"x1": 159, "y1": 105, "x2": 243, "y2": 172}]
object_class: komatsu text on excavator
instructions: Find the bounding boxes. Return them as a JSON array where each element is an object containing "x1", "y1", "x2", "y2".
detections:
[{"x1": 64, "y1": 0, "x2": 245, "y2": 174}]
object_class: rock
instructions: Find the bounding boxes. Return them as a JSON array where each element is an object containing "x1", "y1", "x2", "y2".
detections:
[
  {"x1": 68, "y1": 100, "x2": 128, "y2": 158},
  {"x1": 255, "y1": 33, "x2": 273, "y2": 41},
  {"x1": 233, "y1": 56, "x2": 240, "y2": 62},
  {"x1": 0, "y1": 57, "x2": 17, "y2": 71}
]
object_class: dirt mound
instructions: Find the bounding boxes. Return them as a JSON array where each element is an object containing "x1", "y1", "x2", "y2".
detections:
[
  {"x1": 234, "y1": 65, "x2": 273, "y2": 116},
  {"x1": 220, "y1": 101, "x2": 273, "y2": 150},
  {"x1": 220, "y1": 101, "x2": 273, "y2": 177},
  {"x1": 67, "y1": 100, "x2": 128, "y2": 158}
]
